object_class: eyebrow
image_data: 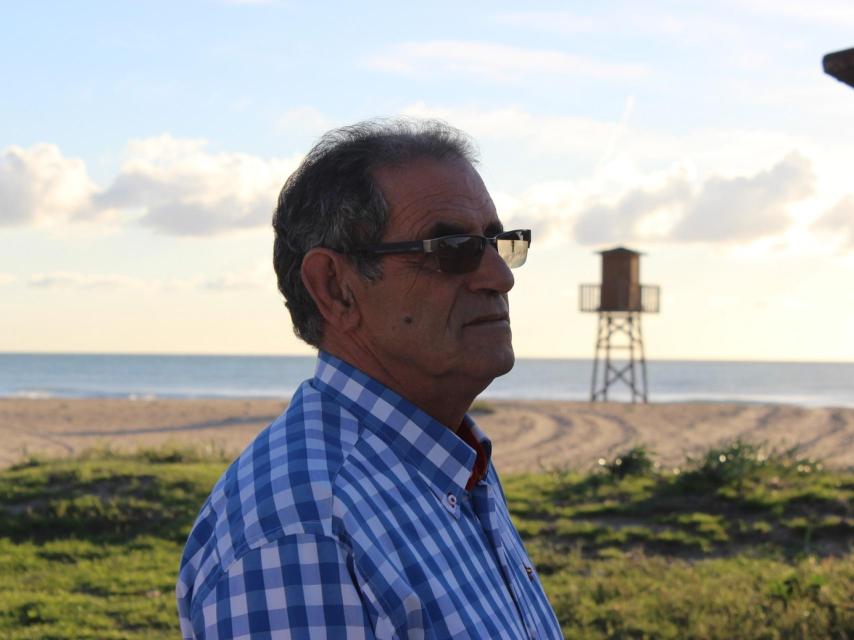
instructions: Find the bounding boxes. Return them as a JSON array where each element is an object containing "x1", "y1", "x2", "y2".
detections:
[
  {"x1": 426, "y1": 221, "x2": 505, "y2": 238},
  {"x1": 484, "y1": 221, "x2": 504, "y2": 236}
]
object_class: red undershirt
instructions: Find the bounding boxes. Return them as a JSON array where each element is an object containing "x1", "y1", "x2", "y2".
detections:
[{"x1": 457, "y1": 422, "x2": 489, "y2": 491}]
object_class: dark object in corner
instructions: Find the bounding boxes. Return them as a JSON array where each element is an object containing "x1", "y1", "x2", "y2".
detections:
[{"x1": 823, "y1": 47, "x2": 854, "y2": 88}]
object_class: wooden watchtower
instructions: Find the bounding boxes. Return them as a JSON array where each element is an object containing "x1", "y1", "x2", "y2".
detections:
[{"x1": 579, "y1": 247, "x2": 660, "y2": 402}]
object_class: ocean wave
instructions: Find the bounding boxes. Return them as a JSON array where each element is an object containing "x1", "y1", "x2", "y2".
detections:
[{"x1": 8, "y1": 390, "x2": 56, "y2": 400}]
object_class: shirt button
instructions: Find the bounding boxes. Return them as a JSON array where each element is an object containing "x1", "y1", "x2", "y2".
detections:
[{"x1": 447, "y1": 493, "x2": 457, "y2": 508}]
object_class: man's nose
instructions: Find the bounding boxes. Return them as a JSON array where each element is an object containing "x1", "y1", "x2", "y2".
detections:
[{"x1": 467, "y1": 242, "x2": 515, "y2": 294}]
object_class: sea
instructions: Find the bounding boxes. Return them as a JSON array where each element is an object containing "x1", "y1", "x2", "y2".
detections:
[{"x1": 1, "y1": 353, "x2": 853, "y2": 408}]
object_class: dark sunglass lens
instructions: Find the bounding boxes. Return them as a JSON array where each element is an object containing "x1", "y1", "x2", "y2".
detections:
[{"x1": 437, "y1": 236, "x2": 485, "y2": 273}]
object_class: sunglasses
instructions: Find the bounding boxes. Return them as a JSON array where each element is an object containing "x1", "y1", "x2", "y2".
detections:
[{"x1": 356, "y1": 229, "x2": 531, "y2": 274}]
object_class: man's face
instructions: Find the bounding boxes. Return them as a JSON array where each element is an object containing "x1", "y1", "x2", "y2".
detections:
[{"x1": 350, "y1": 156, "x2": 516, "y2": 392}]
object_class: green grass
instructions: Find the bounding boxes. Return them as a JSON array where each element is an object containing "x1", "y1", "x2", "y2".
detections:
[
  {"x1": 511, "y1": 441, "x2": 853, "y2": 638},
  {"x1": 0, "y1": 446, "x2": 227, "y2": 639},
  {"x1": 0, "y1": 442, "x2": 851, "y2": 639},
  {"x1": 508, "y1": 441, "x2": 852, "y2": 559}
]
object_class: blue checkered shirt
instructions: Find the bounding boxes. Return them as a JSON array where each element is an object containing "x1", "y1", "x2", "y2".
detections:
[{"x1": 177, "y1": 352, "x2": 563, "y2": 639}]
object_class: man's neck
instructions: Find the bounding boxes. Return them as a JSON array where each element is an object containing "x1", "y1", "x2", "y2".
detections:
[{"x1": 319, "y1": 343, "x2": 485, "y2": 431}]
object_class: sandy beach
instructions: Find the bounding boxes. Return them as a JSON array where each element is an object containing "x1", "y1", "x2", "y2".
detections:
[{"x1": 0, "y1": 398, "x2": 852, "y2": 472}]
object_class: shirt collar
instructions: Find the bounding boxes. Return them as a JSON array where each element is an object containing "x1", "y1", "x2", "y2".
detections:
[{"x1": 312, "y1": 351, "x2": 492, "y2": 498}]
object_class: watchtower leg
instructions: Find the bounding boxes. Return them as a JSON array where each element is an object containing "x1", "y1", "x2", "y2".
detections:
[{"x1": 590, "y1": 311, "x2": 649, "y2": 403}]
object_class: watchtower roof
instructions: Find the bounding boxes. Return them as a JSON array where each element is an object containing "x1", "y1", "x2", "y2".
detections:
[{"x1": 597, "y1": 246, "x2": 643, "y2": 256}]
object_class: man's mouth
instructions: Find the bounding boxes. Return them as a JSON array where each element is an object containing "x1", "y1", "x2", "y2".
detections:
[{"x1": 464, "y1": 313, "x2": 510, "y2": 327}]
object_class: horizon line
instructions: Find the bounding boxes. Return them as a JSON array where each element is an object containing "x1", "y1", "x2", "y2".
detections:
[{"x1": 2, "y1": 351, "x2": 853, "y2": 366}]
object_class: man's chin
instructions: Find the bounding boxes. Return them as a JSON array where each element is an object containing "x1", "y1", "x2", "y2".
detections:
[
  {"x1": 496, "y1": 351, "x2": 516, "y2": 378},
  {"x1": 482, "y1": 345, "x2": 515, "y2": 380}
]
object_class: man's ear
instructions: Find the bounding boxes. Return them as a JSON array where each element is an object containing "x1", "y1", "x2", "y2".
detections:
[{"x1": 300, "y1": 248, "x2": 360, "y2": 331}]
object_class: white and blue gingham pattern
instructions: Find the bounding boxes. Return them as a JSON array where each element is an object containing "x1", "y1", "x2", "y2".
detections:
[{"x1": 177, "y1": 352, "x2": 563, "y2": 639}]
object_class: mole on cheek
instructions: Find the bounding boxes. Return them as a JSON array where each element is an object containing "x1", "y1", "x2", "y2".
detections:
[{"x1": 403, "y1": 316, "x2": 413, "y2": 325}]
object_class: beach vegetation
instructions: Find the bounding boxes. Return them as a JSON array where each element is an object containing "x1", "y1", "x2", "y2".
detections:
[
  {"x1": 684, "y1": 439, "x2": 767, "y2": 488},
  {"x1": 0, "y1": 441, "x2": 851, "y2": 639},
  {"x1": 599, "y1": 445, "x2": 656, "y2": 480}
]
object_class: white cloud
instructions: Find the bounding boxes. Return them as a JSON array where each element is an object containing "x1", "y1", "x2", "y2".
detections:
[
  {"x1": 572, "y1": 153, "x2": 815, "y2": 246},
  {"x1": 201, "y1": 261, "x2": 272, "y2": 291},
  {"x1": 574, "y1": 172, "x2": 693, "y2": 245},
  {"x1": 813, "y1": 195, "x2": 854, "y2": 250},
  {"x1": 2, "y1": 136, "x2": 300, "y2": 237},
  {"x1": 672, "y1": 152, "x2": 815, "y2": 242},
  {"x1": 28, "y1": 272, "x2": 155, "y2": 290},
  {"x1": 364, "y1": 41, "x2": 648, "y2": 81},
  {"x1": 0, "y1": 144, "x2": 97, "y2": 227},
  {"x1": 95, "y1": 135, "x2": 300, "y2": 235},
  {"x1": 27, "y1": 263, "x2": 273, "y2": 293},
  {"x1": 0, "y1": 273, "x2": 15, "y2": 286}
]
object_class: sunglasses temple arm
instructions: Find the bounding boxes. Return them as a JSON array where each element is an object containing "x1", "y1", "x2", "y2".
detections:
[{"x1": 364, "y1": 241, "x2": 431, "y2": 255}]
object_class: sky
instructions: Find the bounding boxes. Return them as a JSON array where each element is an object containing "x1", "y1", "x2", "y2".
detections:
[{"x1": 2, "y1": 0, "x2": 853, "y2": 361}]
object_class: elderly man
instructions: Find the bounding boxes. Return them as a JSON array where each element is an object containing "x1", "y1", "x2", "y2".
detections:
[{"x1": 177, "y1": 120, "x2": 563, "y2": 639}]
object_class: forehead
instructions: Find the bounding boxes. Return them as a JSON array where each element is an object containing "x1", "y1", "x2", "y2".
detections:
[{"x1": 373, "y1": 157, "x2": 499, "y2": 238}]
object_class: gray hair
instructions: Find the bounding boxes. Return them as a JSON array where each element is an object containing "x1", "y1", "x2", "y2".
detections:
[{"x1": 272, "y1": 118, "x2": 478, "y2": 347}]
